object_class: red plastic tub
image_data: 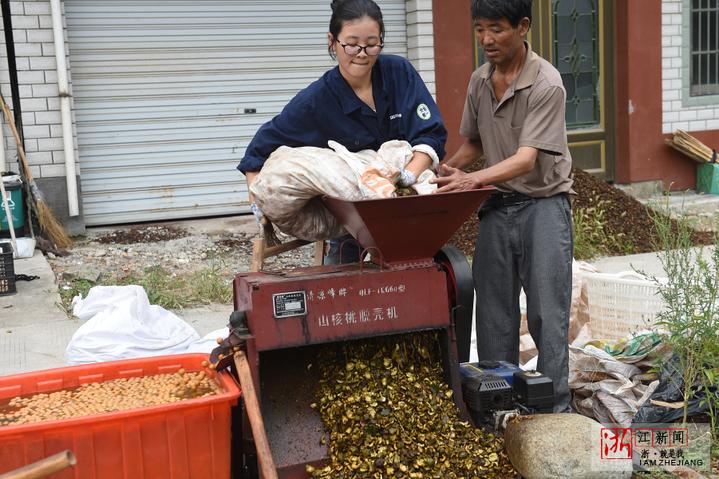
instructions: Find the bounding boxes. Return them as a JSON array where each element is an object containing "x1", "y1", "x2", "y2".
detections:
[{"x1": 0, "y1": 354, "x2": 240, "y2": 478}]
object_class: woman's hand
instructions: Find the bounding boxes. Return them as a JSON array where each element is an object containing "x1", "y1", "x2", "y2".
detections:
[
  {"x1": 430, "y1": 164, "x2": 483, "y2": 193},
  {"x1": 402, "y1": 150, "x2": 433, "y2": 184},
  {"x1": 397, "y1": 169, "x2": 417, "y2": 187}
]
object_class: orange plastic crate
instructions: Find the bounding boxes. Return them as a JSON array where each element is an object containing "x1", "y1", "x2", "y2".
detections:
[{"x1": 0, "y1": 353, "x2": 240, "y2": 478}]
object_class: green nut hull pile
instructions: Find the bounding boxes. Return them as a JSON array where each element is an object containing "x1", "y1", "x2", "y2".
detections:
[{"x1": 307, "y1": 332, "x2": 516, "y2": 478}]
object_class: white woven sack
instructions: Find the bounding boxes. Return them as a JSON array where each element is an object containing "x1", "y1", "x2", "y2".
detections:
[
  {"x1": 331, "y1": 140, "x2": 438, "y2": 197},
  {"x1": 250, "y1": 140, "x2": 425, "y2": 241}
]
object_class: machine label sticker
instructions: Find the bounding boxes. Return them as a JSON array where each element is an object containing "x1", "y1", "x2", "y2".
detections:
[
  {"x1": 272, "y1": 291, "x2": 307, "y2": 319},
  {"x1": 307, "y1": 281, "x2": 405, "y2": 329}
]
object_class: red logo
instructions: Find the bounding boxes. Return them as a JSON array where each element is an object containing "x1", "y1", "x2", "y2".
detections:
[{"x1": 601, "y1": 428, "x2": 633, "y2": 459}]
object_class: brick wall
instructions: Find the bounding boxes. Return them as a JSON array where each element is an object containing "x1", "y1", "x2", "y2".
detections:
[
  {"x1": 662, "y1": 0, "x2": 719, "y2": 133},
  {"x1": 0, "y1": 2, "x2": 83, "y2": 232},
  {"x1": 0, "y1": 1, "x2": 79, "y2": 182},
  {"x1": 406, "y1": 0, "x2": 436, "y2": 98}
]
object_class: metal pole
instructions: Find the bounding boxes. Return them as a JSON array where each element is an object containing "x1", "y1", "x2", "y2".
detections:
[
  {"x1": 1, "y1": 0, "x2": 34, "y2": 238},
  {"x1": 1, "y1": 0, "x2": 25, "y2": 145}
]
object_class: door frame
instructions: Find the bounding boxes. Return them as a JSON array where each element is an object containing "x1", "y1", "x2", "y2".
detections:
[{"x1": 530, "y1": 0, "x2": 616, "y2": 180}]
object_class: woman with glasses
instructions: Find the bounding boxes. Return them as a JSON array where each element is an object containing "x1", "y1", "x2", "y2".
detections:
[{"x1": 238, "y1": 0, "x2": 447, "y2": 263}]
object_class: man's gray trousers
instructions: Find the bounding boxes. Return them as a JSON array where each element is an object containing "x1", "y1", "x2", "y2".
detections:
[{"x1": 473, "y1": 193, "x2": 573, "y2": 412}]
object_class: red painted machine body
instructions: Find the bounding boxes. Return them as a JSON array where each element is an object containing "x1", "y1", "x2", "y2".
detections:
[
  {"x1": 235, "y1": 263, "x2": 451, "y2": 351},
  {"x1": 233, "y1": 263, "x2": 460, "y2": 478},
  {"x1": 230, "y1": 189, "x2": 495, "y2": 478}
]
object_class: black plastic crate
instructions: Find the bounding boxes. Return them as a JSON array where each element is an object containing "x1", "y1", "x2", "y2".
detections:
[{"x1": 0, "y1": 243, "x2": 15, "y2": 295}]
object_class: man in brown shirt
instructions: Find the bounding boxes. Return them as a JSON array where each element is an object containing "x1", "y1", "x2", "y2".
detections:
[{"x1": 433, "y1": 0, "x2": 573, "y2": 412}]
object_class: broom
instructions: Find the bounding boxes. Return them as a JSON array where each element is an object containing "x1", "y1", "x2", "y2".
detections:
[
  {"x1": 665, "y1": 129, "x2": 715, "y2": 163},
  {"x1": 0, "y1": 93, "x2": 72, "y2": 248}
]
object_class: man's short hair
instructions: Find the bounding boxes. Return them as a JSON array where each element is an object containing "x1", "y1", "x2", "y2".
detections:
[{"x1": 471, "y1": 0, "x2": 532, "y2": 27}]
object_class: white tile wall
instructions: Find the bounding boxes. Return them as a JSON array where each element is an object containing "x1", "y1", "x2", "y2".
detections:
[
  {"x1": 405, "y1": 0, "x2": 436, "y2": 98},
  {"x1": 0, "y1": 0, "x2": 79, "y2": 179},
  {"x1": 662, "y1": 0, "x2": 719, "y2": 133}
]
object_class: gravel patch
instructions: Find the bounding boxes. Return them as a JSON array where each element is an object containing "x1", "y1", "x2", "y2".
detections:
[{"x1": 47, "y1": 221, "x2": 317, "y2": 286}]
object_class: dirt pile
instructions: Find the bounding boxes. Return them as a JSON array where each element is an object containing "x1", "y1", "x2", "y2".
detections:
[
  {"x1": 96, "y1": 224, "x2": 188, "y2": 244},
  {"x1": 447, "y1": 168, "x2": 715, "y2": 257}
]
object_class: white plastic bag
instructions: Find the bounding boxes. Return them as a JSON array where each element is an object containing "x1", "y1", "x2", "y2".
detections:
[
  {"x1": 185, "y1": 327, "x2": 230, "y2": 354},
  {"x1": 66, "y1": 285, "x2": 200, "y2": 365},
  {"x1": 250, "y1": 144, "x2": 359, "y2": 241}
]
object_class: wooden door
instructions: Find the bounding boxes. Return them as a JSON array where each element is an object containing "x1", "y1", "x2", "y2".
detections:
[{"x1": 531, "y1": 0, "x2": 616, "y2": 179}]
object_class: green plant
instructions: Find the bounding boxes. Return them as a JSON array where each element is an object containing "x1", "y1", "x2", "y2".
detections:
[
  {"x1": 572, "y1": 200, "x2": 632, "y2": 260},
  {"x1": 58, "y1": 266, "x2": 232, "y2": 313},
  {"x1": 58, "y1": 278, "x2": 98, "y2": 316},
  {"x1": 186, "y1": 265, "x2": 233, "y2": 305},
  {"x1": 122, "y1": 266, "x2": 186, "y2": 310},
  {"x1": 648, "y1": 205, "x2": 719, "y2": 440}
]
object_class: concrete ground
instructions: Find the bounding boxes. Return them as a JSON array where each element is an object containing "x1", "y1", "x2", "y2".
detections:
[
  {"x1": 0, "y1": 249, "x2": 71, "y2": 376},
  {"x1": 0, "y1": 208, "x2": 715, "y2": 376},
  {"x1": 591, "y1": 246, "x2": 715, "y2": 277},
  {"x1": 638, "y1": 189, "x2": 719, "y2": 232},
  {"x1": 0, "y1": 215, "x2": 264, "y2": 375},
  {"x1": 0, "y1": 248, "x2": 233, "y2": 376}
]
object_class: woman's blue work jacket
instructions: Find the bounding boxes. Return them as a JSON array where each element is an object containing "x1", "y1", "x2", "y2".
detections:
[{"x1": 238, "y1": 54, "x2": 447, "y2": 173}]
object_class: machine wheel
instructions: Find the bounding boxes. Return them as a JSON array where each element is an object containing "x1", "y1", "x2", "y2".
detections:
[{"x1": 434, "y1": 246, "x2": 474, "y2": 363}]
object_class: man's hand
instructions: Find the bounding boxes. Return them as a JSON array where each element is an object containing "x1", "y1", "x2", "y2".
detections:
[{"x1": 430, "y1": 164, "x2": 482, "y2": 193}]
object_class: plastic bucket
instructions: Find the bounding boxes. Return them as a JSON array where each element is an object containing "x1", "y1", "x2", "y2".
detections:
[{"x1": 0, "y1": 174, "x2": 25, "y2": 238}]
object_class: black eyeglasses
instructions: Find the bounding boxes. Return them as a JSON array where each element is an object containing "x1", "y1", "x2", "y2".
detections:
[{"x1": 337, "y1": 40, "x2": 384, "y2": 56}]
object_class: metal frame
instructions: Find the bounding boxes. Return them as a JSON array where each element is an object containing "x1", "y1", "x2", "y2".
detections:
[
  {"x1": 539, "y1": 0, "x2": 615, "y2": 180},
  {"x1": 681, "y1": 0, "x2": 719, "y2": 107},
  {"x1": 689, "y1": 0, "x2": 719, "y2": 96}
]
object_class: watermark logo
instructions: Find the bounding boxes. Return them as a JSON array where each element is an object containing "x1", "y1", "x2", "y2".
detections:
[
  {"x1": 594, "y1": 423, "x2": 710, "y2": 474},
  {"x1": 601, "y1": 427, "x2": 632, "y2": 460}
]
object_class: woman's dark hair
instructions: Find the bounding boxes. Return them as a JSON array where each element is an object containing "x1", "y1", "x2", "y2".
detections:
[
  {"x1": 328, "y1": 0, "x2": 385, "y2": 58},
  {"x1": 471, "y1": 0, "x2": 532, "y2": 27}
]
